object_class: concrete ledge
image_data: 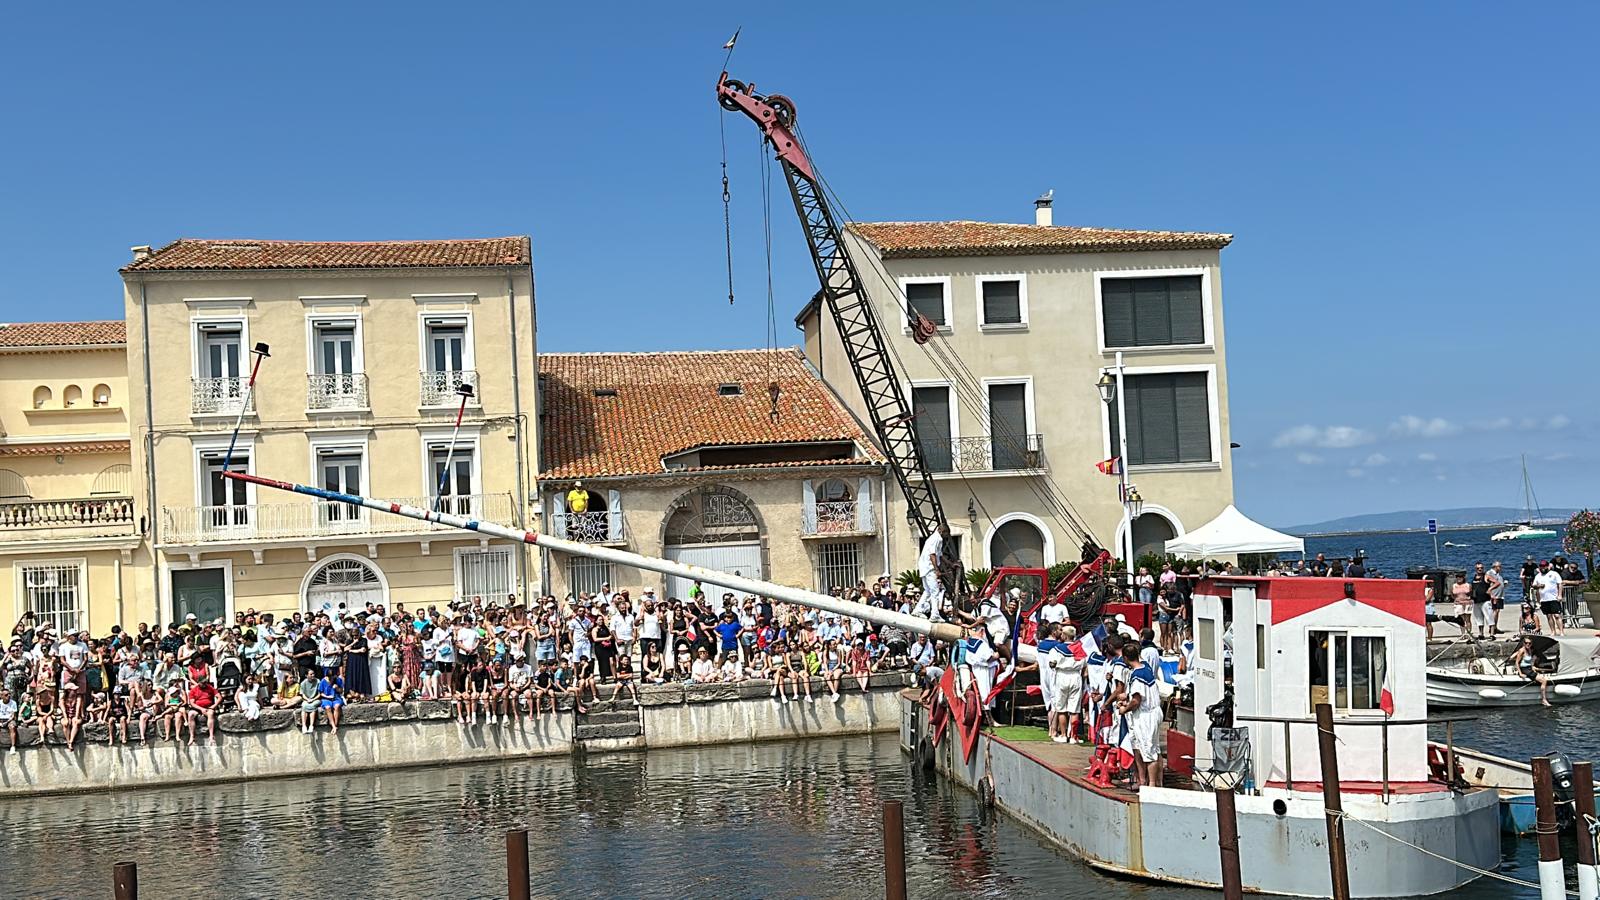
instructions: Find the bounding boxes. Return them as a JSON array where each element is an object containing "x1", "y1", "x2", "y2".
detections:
[{"x1": 0, "y1": 679, "x2": 914, "y2": 798}]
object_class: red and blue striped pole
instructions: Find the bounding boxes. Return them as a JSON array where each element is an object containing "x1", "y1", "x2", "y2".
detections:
[{"x1": 222, "y1": 342, "x2": 271, "y2": 474}]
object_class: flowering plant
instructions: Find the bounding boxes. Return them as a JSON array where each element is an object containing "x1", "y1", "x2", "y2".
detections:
[{"x1": 1564, "y1": 509, "x2": 1600, "y2": 588}]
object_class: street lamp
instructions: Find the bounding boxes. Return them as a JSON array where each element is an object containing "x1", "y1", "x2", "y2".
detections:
[
  {"x1": 1096, "y1": 371, "x2": 1116, "y2": 405},
  {"x1": 1098, "y1": 355, "x2": 1141, "y2": 593},
  {"x1": 1126, "y1": 484, "x2": 1144, "y2": 520}
]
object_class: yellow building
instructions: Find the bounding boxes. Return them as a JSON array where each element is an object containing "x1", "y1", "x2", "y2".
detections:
[
  {"x1": 121, "y1": 237, "x2": 536, "y2": 625},
  {"x1": 0, "y1": 321, "x2": 147, "y2": 635}
]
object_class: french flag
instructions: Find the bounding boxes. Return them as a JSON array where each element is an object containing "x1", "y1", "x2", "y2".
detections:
[
  {"x1": 1068, "y1": 623, "x2": 1107, "y2": 661},
  {"x1": 1379, "y1": 666, "x2": 1395, "y2": 717},
  {"x1": 984, "y1": 613, "x2": 1023, "y2": 706}
]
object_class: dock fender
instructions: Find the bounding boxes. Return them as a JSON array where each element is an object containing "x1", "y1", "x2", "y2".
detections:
[{"x1": 978, "y1": 774, "x2": 996, "y2": 809}]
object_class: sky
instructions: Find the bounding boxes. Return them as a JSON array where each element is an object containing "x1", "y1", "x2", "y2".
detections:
[{"x1": 1, "y1": 3, "x2": 1594, "y2": 527}]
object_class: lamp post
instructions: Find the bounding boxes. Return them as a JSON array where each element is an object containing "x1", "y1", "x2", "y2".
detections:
[{"x1": 1098, "y1": 353, "x2": 1139, "y2": 594}]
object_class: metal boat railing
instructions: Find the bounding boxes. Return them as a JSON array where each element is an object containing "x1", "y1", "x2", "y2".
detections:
[{"x1": 1237, "y1": 713, "x2": 1478, "y2": 803}]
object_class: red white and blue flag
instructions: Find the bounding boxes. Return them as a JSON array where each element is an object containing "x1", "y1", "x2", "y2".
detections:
[
  {"x1": 1095, "y1": 457, "x2": 1122, "y2": 476},
  {"x1": 984, "y1": 612, "x2": 1022, "y2": 705}
]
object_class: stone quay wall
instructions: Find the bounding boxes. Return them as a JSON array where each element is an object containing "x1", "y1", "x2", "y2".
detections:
[{"x1": 0, "y1": 673, "x2": 913, "y2": 798}]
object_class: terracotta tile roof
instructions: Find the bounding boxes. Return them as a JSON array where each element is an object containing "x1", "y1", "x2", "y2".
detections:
[
  {"x1": 539, "y1": 348, "x2": 880, "y2": 480},
  {"x1": 0, "y1": 321, "x2": 126, "y2": 349},
  {"x1": 0, "y1": 440, "x2": 130, "y2": 457},
  {"x1": 122, "y1": 237, "x2": 531, "y2": 272},
  {"x1": 848, "y1": 221, "x2": 1232, "y2": 258}
]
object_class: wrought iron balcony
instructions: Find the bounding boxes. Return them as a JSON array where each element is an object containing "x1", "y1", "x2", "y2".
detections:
[
  {"x1": 161, "y1": 492, "x2": 512, "y2": 545},
  {"x1": 802, "y1": 499, "x2": 876, "y2": 536},
  {"x1": 0, "y1": 496, "x2": 137, "y2": 537},
  {"x1": 307, "y1": 373, "x2": 370, "y2": 411},
  {"x1": 550, "y1": 510, "x2": 625, "y2": 543},
  {"x1": 420, "y1": 369, "x2": 479, "y2": 407},
  {"x1": 920, "y1": 434, "x2": 1045, "y2": 474},
  {"x1": 191, "y1": 377, "x2": 252, "y2": 415}
]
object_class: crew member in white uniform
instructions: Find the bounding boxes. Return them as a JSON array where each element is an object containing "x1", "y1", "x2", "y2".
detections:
[
  {"x1": 918, "y1": 526, "x2": 949, "y2": 620},
  {"x1": 1050, "y1": 625, "x2": 1085, "y2": 744}
]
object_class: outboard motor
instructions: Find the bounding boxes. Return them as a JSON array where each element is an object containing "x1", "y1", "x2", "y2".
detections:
[{"x1": 1548, "y1": 752, "x2": 1578, "y2": 827}]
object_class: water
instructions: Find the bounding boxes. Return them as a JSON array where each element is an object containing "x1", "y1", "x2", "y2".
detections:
[
  {"x1": 0, "y1": 734, "x2": 1203, "y2": 900},
  {"x1": 1303, "y1": 525, "x2": 1570, "y2": 604}
]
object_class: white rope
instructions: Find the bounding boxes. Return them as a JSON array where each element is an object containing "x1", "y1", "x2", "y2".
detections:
[{"x1": 1328, "y1": 807, "x2": 1579, "y2": 896}]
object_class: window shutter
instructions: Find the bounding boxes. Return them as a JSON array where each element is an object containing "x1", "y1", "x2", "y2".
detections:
[
  {"x1": 1173, "y1": 372, "x2": 1212, "y2": 463},
  {"x1": 982, "y1": 280, "x2": 1021, "y2": 325},
  {"x1": 1169, "y1": 276, "x2": 1205, "y2": 344},
  {"x1": 855, "y1": 478, "x2": 872, "y2": 531},
  {"x1": 607, "y1": 489, "x2": 623, "y2": 541},
  {"x1": 1133, "y1": 279, "x2": 1172, "y2": 346},
  {"x1": 905, "y1": 282, "x2": 946, "y2": 326},
  {"x1": 1136, "y1": 375, "x2": 1179, "y2": 464},
  {"x1": 1101, "y1": 280, "x2": 1134, "y2": 347}
]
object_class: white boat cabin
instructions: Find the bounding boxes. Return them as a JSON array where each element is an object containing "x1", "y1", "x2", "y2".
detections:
[{"x1": 1190, "y1": 576, "x2": 1429, "y2": 788}]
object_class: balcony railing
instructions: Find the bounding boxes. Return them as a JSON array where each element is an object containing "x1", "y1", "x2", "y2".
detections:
[
  {"x1": 550, "y1": 510, "x2": 625, "y2": 543},
  {"x1": 921, "y1": 434, "x2": 1045, "y2": 474},
  {"x1": 191, "y1": 377, "x2": 252, "y2": 416},
  {"x1": 802, "y1": 499, "x2": 876, "y2": 536},
  {"x1": 420, "y1": 369, "x2": 478, "y2": 407},
  {"x1": 161, "y1": 492, "x2": 512, "y2": 545},
  {"x1": 307, "y1": 373, "x2": 370, "y2": 411},
  {"x1": 0, "y1": 496, "x2": 137, "y2": 537}
]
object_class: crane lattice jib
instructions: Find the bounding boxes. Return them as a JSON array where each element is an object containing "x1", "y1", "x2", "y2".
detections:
[{"x1": 716, "y1": 74, "x2": 947, "y2": 552}]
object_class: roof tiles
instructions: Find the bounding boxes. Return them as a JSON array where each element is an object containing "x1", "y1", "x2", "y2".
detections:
[
  {"x1": 122, "y1": 237, "x2": 530, "y2": 272},
  {"x1": 539, "y1": 348, "x2": 878, "y2": 480},
  {"x1": 0, "y1": 321, "x2": 126, "y2": 349},
  {"x1": 848, "y1": 221, "x2": 1231, "y2": 258}
]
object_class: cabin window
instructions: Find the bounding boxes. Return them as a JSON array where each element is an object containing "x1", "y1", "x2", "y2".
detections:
[
  {"x1": 1197, "y1": 617, "x2": 1216, "y2": 661},
  {"x1": 1257, "y1": 624, "x2": 1268, "y2": 670},
  {"x1": 1307, "y1": 630, "x2": 1387, "y2": 714}
]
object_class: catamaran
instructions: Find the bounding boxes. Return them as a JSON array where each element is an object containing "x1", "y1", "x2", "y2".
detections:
[{"x1": 1490, "y1": 455, "x2": 1557, "y2": 541}]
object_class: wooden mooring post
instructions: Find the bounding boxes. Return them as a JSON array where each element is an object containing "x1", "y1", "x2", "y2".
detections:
[
  {"x1": 507, "y1": 829, "x2": 530, "y2": 900},
  {"x1": 882, "y1": 799, "x2": 907, "y2": 900},
  {"x1": 1313, "y1": 703, "x2": 1351, "y2": 900},
  {"x1": 1214, "y1": 787, "x2": 1244, "y2": 900},
  {"x1": 1533, "y1": 757, "x2": 1566, "y2": 900},
  {"x1": 113, "y1": 861, "x2": 138, "y2": 900},
  {"x1": 1573, "y1": 761, "x2": 1598, "y2": 900}
]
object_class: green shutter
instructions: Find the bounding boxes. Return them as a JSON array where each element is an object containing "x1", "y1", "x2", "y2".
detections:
[
  {"x1": 1101, "y1": 280, "x2": 1135, "y2": 347},
  {"x1": 982, "y1": 279, "x2": 1022, "y2": 325},
  {"x1": 906, "y1": 282, "x2": 946, "y2": 326},
  {"x1": 1169, "y1": 276, "x2": 1205, "y2": 344},
  {"x1": 1102, "y1": 275, "x2": 1205, "y2": 347},
  {"x1": 1113, "y1": 372, "x2": 1213, "y2": 465},
  {"x1": 1173, "y1": 372, "x2": 1212, "y2": 462},
  {"x1": 1133, "y1": 279, "x2": 1173, "y2": 346}
]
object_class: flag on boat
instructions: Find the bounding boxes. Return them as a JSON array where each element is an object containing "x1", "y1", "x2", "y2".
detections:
[
  {"x1": 1095, "y1": 457, "x2": 1122, "y2": 476},
  {"x1": 984, "y1": 612, "x2": 1022, "y2": 706},
  {"x1": 1378, "y1": 663, "x2": 1395, "y2": 717},
  {"x1": 723, "y1": 28, "x2": 740, "y2": 50},
  {"x1": 1067, "y1": 622, "x2": 1107, "y2": 661}
]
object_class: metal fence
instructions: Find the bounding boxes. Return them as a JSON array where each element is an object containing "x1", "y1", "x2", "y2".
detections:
[
  {"x1": 420, "y1": 369, "x2": 479, "y2": 407},
  {"x1": 190, "y1": 377, "x2": 252, "y2": 415},
  {"x1": 306, "y1": 373, "x2": 370, "y2": 410},
  {"x1": 816, "y1": 541, "x2": 863, "y2": 593}
]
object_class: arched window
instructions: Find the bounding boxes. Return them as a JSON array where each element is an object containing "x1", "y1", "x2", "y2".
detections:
[
  {"x1": 663, "y1": 486, "x2": 761, "y2": 545},
  {"x1": 1131, "y1": 512, "x2": 1179, "y2": 561},
  {"x1": 91, "y1": 464, "x2": 132, "y2": 496},
  {"x1": 32, "y1": 386, "x2": 51, "y2": 409},
  {"x1": 816, "y1": 478, "x2": 853, "y2": 502},
  {"x1": 62, "y1": 385, "x2": 83, "y2": 408},
  {"x1": 990, "y1": 518, "x2": 1048, "y2": 569},
  {"x1": 0, "y1": 469, "x2": 29, "y2": 500},
  {"x1": 93, "y1": 384, "x2": 111, "y2": 407},
  {"x1": 302, "y1": 555, "x2": 387, "y2": 616}
]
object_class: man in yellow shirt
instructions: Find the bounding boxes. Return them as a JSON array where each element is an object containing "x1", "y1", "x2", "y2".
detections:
[{"x1": 566, "y1": 481, "x2": 590, "y2": 514}]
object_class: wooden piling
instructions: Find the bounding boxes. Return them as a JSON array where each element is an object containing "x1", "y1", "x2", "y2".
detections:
[
  {"x1": 507, "y1": 829, "x2": 530, "y2": 900},
  {"x1": 883, "y1": 800, "x2": 907, "y2": 900},
  {"x1": 1533, "y1": 756, "x2": 1565, "y2": 900},
  {"x1": 1215, "y1": 787, "x2": 1244, "y2": 900},
  {"x1": 1573, "y1": 761, "x2": 1598, "y2": 900},
  {"x1": 113, "y1": 861, "x2": 137, "y2": 900},
  {"x1": 1314, "y1": 703, "x2": 1351, "y2": 900}
]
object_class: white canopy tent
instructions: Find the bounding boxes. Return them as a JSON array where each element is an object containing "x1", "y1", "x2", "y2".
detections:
[{"x1": 1163, "y1": 504, "x2": 1305, "y2": 557}]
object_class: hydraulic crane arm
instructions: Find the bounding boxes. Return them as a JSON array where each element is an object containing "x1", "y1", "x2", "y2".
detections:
[{"x1": 717, "y1": 73, "x2": 950, "y2": 560}]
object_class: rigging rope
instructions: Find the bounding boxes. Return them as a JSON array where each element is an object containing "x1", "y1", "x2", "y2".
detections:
[
  {"x1": 720, "y1": 109, "x2": 734, "y2": 306},
  {"x1": 1331, "y1": 807, "x2": 1578, "y2": 896}
]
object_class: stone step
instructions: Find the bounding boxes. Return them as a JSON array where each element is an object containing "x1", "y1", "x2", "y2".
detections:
[
  {"x1": 576, "y1": 710, "x2": 640, "y2": 727},
  {"x1": 575, "y1": 722, "x2": 643, "y2": 741}
]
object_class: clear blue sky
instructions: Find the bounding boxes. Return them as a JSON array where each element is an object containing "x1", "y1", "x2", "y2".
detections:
[{"x1": 2, "y1": 3, "x2": 1593, "y2": 526}]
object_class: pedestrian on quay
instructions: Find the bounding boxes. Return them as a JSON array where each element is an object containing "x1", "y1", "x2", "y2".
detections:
[
  {"x1": 1487, "y1": 561, "x2": 1507, "y2": 635},
  {"x1": 1450, "y1": 574, "x2": 1473, "y2": 638},
  {"x1": 1470, "y1": 563, "x2": 1493, "y2": 639},
  {"x1": 1535, "y1": 561, "x2": 1565, "y2": 636}
]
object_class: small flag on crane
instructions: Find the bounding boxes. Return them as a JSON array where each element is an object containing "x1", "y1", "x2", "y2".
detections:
[
  {"x1": 723, "y1": 27, "x2": 740, "y2": 50},
  {"x1": 1095, "y1": 457, "x2": 1122, "y2": 476}
]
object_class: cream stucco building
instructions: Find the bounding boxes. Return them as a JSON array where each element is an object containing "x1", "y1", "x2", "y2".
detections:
[
  {"x1": 120, "y1": 237, "x2": 536, "y2": 625},
  {"x1": 798, "y1": 200, "x2": 1236, "y2": 574},
  {"x1": 0, "y1": 321, "x2": 147, "y2": 634}
]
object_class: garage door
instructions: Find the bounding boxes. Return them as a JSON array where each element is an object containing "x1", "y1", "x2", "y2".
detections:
[{"x1": 662, "y1": 542, "x2": 762, "y2": 603}]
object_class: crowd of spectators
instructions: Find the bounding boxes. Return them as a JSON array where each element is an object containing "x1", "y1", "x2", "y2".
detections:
[{"x1": 0, "y1": 576, "x2": 936, "y2": 751}]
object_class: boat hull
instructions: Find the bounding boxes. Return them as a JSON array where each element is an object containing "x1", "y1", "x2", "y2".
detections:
[{"x1": 1426, "y1": 668, "x2": 1600, "y2": 707}]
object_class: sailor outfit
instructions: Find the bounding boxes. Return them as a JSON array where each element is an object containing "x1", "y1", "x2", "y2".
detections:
[{"x1": 1126, "y1": 663, "x2": 1163, "y2": 762}]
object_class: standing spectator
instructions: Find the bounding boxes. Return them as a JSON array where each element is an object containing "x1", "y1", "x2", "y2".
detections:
[
  {"x1": 1450, "y1": 575, "x2": 1473, "y2": 636},
  {"x1": 609, "y1": 599, "x2": 636, "y2": 671},
  {"x1": 1535, "y1": 561, "x2": 1565, "y2": 636},
  {"x1": 399, "y1": 630, "x2": 424, "y2": 700},
  {"x1": 1470, "y1": 564, "x2": 1493, "y2": 639},
  {"x1": 1135, "y1": 567, "x2": 1155, "y2": 605},
  {"x1": 637, "y1": 594, "x2": 662, "y2": 662},
  {"x1": 1486, "y1": 562, "x2": 1507, "y2": 635},
  {"x1": 365, "y1": 624, "x2": 388, "y2": 702},
  {"x1": 0, "y1": 688, "x2": 18, "y2": 752},
  {"x1": 1520, "y1": 556, "x2": 1539, "y2": 605},
  {"x1": 56, "y1": 630, "x2": 90, "y2": 750},
  {"x1": 591, "y1": 609, "x2": 616, "y2": 682}
]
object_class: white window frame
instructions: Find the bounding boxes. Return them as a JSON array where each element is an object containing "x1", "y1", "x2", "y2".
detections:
[
  {"x1": 1093, "y1": 266, "x2": 1214, "y2": 353},
  {"x1": 907, "y1": 379, "x2": 960, "y2": 441},
  {"x1": 1098, "y1": 363, "x2": 1221, "y2": 471},
  {"x1": 308, "y1": 431, "x2": 372, "y2": 526},
  {"x1": 417, "y1": 311, "x2": 477, "y2": 371},
  {"x1": 189, "y1": 315, "x2": 251, "y2": 380},
  {"x1": 1305, "y1": 627, "x2": 1390, "y2": 718},
  {"x1": 983, "y1": 511, "x2": 1056, "y2": 569},
  {"x1": 419, "y1": 426, "x2": 483, "y2": 500},
  {"x1": 453, "y1": 544, "x2": 518, "y2": 602},
  {"x1": 897, "y1": 275, "x2": 953, "y2": 334},
  {"x1": 190, "y1": 433, "x2": 257, "y2": 509},
  {"x1": 15, "y1": 558, "x2": 87, "y2": 634},
  {"x1": 304, "y1": 313, "x2": 366, "y2": 376},
  {"x1": 978, "y1": 376, "x2": 1035, "y2": 438},
  {"x1": 976, "y1": 273, "x2": 1029, "y2": 331}
]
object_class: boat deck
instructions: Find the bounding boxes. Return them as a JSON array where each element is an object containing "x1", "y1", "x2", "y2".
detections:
[{"x1": 986, "y1": 735, "x2": 1192, "y2": 803}]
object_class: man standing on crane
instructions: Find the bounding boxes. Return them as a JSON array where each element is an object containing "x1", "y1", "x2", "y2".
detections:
[{"x1": 919, "y1": 524, "x2": 951, "y2": 620}]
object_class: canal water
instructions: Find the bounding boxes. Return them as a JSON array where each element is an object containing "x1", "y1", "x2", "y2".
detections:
[{"x1": 0, "y1": 726, "x2": 1584, "y2": 899}]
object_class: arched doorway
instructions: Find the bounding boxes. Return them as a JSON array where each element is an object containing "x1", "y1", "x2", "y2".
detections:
[
  {"x1": 1131, "y1": 511, "x2": 1180, "y2": 561},
  {"x1": 660, "y1": 485, "x2": 764, "y2": 601},
  {"x1": 987, "y1": 513, "x2": 1052, "y2": 569},
  {"x1": 301, "y1": 554, "x2": 388, "y2": 616}
]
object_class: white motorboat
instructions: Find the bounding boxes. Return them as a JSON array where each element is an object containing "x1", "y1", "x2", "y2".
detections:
[
  {"x1": 1427, "y1": 635, "x2": 1600, "y2": 707},
  {"x1": 1490, "y1": 455, "x2": 1559, "y2": 542}
]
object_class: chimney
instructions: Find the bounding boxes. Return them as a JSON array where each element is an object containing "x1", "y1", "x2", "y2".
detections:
[
  {"x1": 1033, "y1": 190, "x2": 1054, "y2": 227},
  {"x1": 130, "y1": 245, "x2": 152, "y2": 263}
]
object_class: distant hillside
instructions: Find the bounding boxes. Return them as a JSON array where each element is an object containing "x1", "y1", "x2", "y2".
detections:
[{"x1": 1285, "y1": 507, "x2": 1579, "y2": 535}]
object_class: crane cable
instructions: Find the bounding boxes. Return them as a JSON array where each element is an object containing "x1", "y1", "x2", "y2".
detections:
[{"x1": 720, "y1": 106, "x2": 734, "y2": 306}]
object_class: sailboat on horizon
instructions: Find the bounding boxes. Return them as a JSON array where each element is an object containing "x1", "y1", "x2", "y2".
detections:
[{"x1": 1490, "y1": 454, "x2": 1558, "y2": 542}]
